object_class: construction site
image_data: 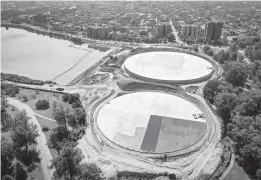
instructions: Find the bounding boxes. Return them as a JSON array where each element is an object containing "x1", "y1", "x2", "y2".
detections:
[{"x1": 75, "y1": 46, "x2": 223, "y2": 180}]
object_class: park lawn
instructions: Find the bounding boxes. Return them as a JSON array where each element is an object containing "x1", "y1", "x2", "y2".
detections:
[
  {"x1": 16, "y1": 88, "x2": 73, "y2": 119},
  {"x1": 224, "y1": 162, "x2": 250, "y2": 180},
  {"x1": 35, "y1": 115, "x2": 59, "y2": 159}
]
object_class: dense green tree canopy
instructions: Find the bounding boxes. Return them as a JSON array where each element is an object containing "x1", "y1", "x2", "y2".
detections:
[
  {"x1": 11, "y1": 110, "x2": 39, "y2": 154},
  {"x1": 50, "y1": 145, "x2": 84, "y2": 180},
  {"x1": 223, "y1": 62, "x2": 248, "y2": 87}
]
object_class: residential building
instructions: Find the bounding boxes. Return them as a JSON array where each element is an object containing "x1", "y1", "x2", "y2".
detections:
[
  {"x1": 97, "y1": 26, "x2": 108, "y2": 39},
  {"x1": 181, "y1": 25, "x2": 199, "y2": 37},
  {"x1": 213, "y1": 22, "x2": 223, "y2": 40},
  {"x1": 204, "y1": 21, "x2": 223, "y2": 42},
  {"x1": 87, "y1": 27, "x2": 93, "y2": 38},
  {"x1": 92, "y1": 27, "x2": 98, "y2": 39},
  {"x1": 181, "y1": 25, "x2": 187, "y2": 36},
  {"x1": 33, "y1": 13, "x2": 47, "y2": 24},
  {"x1": 157, "y1": 23, "x2": 171, "y2": 38}
]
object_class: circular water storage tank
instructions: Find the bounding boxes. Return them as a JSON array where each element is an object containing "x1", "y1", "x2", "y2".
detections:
[
  {"x1": 124, "y1": 51, "x2": 214, "y2": 84},
  {"x1": 97, "y1": 92, "x2": 207, "y2": 153}
]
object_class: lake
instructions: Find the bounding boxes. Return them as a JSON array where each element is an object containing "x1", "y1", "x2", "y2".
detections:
[{"x1": 1, "y1": 28, "x2": 110, "y2": 85}]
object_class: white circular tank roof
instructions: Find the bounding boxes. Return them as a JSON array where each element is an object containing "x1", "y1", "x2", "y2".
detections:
[
  {"x1": 97, "y1": 92, "x2": 206, "y2": 153},
  {"x1": 124, "y1": 51, "x2": 213, "y2": 82}
]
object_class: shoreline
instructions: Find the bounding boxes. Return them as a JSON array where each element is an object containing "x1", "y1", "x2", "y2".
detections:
[
  {"x1": 1, "y1": 23, "x2": 111, "y2": 52},
  {"x1": 1, "y1": 22, "x2": 77, "y2": 43}
]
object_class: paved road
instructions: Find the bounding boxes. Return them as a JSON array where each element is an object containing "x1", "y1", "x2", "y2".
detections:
[
  {"x1": 7, "y1": 98, "x2": 54, "y2": 180},
  {"x1": 169, "y1": 19, "x2": 183, "y2": 45}
]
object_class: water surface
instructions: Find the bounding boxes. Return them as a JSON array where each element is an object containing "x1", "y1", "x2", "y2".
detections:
[{"x1": 1, "y1": 28, "x2": 109, "y2": 84}]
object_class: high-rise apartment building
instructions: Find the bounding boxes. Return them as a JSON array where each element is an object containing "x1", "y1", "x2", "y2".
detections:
[
  {"x1": 181, "y1": 25, "x2": 187, "y2": 36},
  {"x1": 181, "y1": 25, "x2": 199, "y2": 37},
  {"x1": 213, "y1": 22, "x2": 223, "y2": 40},
  {"x1": 98, "y1": 27, "x2": 108, "y2": 39},
  {"x1": 204, "y1": 22, "x2": 223, "y2": 42},
  {"x1": 87, "y1": 26, "x2": 108, "y2": 39},
  {"x1": 157, "y1": 23, "x2": 171, "y2": 38}
]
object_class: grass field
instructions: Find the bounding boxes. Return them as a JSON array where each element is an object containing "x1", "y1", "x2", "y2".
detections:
[
  {"x1": 35, "y1": 115, "x2": 59, "y2": 159},
  {"x1": 15, "y1": 88, "x2": 72, "y2": 119}
]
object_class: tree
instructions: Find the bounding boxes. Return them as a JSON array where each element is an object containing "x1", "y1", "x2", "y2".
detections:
[
  {"x1": 229, "y1": 52, "x2": 238, "y2": 61},
  {"x1": 207, "y1": 49, "x2": 214, "y2": 56},
  {"x1": 35, "y1": 99, "x2": 49, "y2": 110},
  {"x1": 256, "y1": 169, "x2": 261, "y2": 180},
  {"x1": 48, "y1": 127, "x2": 68, "y2": 154},
  {"x1": 203, "y1": 80, "x2": 234, "y2": 104},
  {"x1": 203, "y1": 45, "x2": 211, "y2": 54},
  {"x1": 211, "y1": 39, "x2": 224, "y2": 46},
  {"x1": 79, "y1": 163, "x2": 104, "y2": 180},
  {"x1": 237, "y1": 53, "x2": 244, "y2": 62},
  {"x1": 14, "y1": 162, "x2": 27, "y2": 180},
  {"x1": 229, "y1": 43, "x2": 239, "y2": 54},
  {"x1": 193, "y1": 44, "x2": 199, "y2": 52},
  {"x1": 62, "y1": 94, "x2": 69, "y2": 102},
  {"x1": 223, "y1": 62, "x2": 248, "y2": 87},
  {"x1": 2, "y1": 175, "x2": 15, "y2": 180},
  {"x1": 74, "y1": 108, "x2": 86, "y2": 126},
  {"x1": 253, "y1": 49, "x2": 261, "y2": 61},
  {"x1": 167, "y1": 33, "x2": 175, "y2": 42},
  {"x1": 203, "y1": 80, "x2": 220, "y2": 104},
  {"x1": 1, "y1": 84, "x2": 20, "y2": 97},
  {"x1": 244, "y1": 46, "x2": 253, "y2": 57},
  {"x1": 214, "y1": 50, "x2": 230, "y2": 64},
  {"x1": 72, "y1": 100, "x2": 82, "y2": 109},
  {"x1": 16, "y1": 148, "x2": 40, "y2": 173},
  {"x1": 67, "y1": 112, "x2": 78, "y2": 129},
  {"x1": 214, "y1": 92, "x2": 238, "y2": 125},
  {"x1": 234, "y1": 98, "x2": 258, "y2": 116},
  {"x1": 11, "y1": 110, "x2": 39, "y2": 155},
  {"x1": 185, "y1": 37, "x2": 193, "y2": 44},
  {"x1": 1, "y1": 138, "x2": 14, "y2": 178},
  {"x1": 1, "y1": 96, "x2": 12, "y2": 130},
  {"x1": 238, "y1": 41, "x2": 246, "y2": 49},
  {"x1": 50, "y1": 145, "x2": 84, "y2": 180},
  {"x1": 53, "y1": 108, "x2": 67, "y2": 127},
  {"x1": 68, "y1": 93, "x2": 80, "y2": 104}
]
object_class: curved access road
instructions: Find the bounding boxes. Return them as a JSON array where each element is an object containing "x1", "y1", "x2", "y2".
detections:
[{"x1": 7, "y1": 98, "x2": 54, "y2": 180}]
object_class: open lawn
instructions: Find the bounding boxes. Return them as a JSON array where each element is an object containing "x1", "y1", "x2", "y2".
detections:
[
  {"x1": 35, "y1": 115, "x2": 59, "y2": 159},
  {"x1": 16, "y1": 88, "x2": 72, "y2": 119},
  {"x1": 224, "y1": 162, "x2": 250, "y2": 180}
]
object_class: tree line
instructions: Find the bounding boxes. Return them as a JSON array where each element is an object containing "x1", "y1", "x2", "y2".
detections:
[{"x1": 203, "y1": 50, "x2": 261, "y2": 179}]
